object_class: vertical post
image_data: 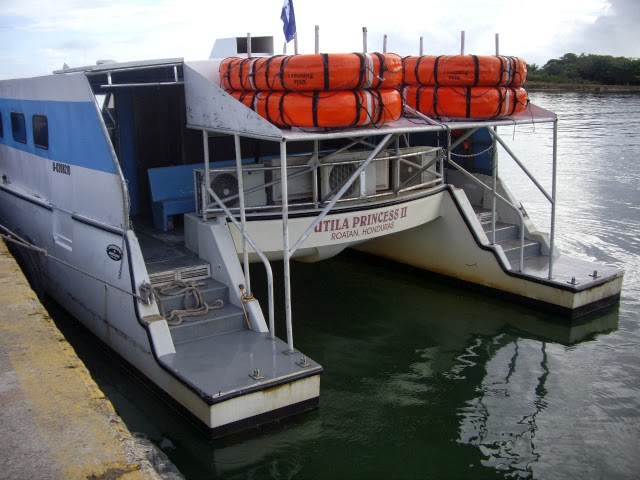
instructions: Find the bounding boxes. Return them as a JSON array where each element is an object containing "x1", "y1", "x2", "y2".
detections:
[
  {"x1": 235, "y1": 135, "x2": 250, "y2": 294},
  {"x1": 495, "y1": 33, "x2": 500, "y2": 55},
  {"x1": 247, "y1": 33, "x2": 252, "y2": 58},
  {"x1": 383, "y1": 34, "x2": 388, "y2": 53},
  {"x1": 312, "y1": 140, "x2": 319, "y2": 207},
  {"x1": 363, "y1": 27, "x2": 368, "y2": 53},
  {"x1": 460, "y1": 31, "x2": 465, "y2": 55},
  {"x1": 283, "y1": 41, "x2": 287, "y2": 55},
  {"x1": 294, "y1": 32, "x2": 299, "y2": 55},
  {"x1": 315, "y1": 25, "x2": 320, "y2": 54},
  {"x1": 202, "y1": 131, "x2": 210, "y2": 221},
  {"x1": 420, "y1": 36, "x2": 424, "y2": 56},
  {"x1": 491, "y1": 127, "x2": 498, "y2": 245},
  {"x1": 549, "y1": 120, "x2": 558, "y2": 279},
  {"x1": 280, "y1": 140, "x2": 294, "y2": 353}
]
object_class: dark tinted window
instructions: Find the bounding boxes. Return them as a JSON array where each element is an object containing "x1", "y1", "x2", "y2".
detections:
[
  {"x1": 11, "y1": 112, "x2": 26, "y2": 144},
  {"x1": 33, "y1": 115, "x2": 49, "y2": 149}
]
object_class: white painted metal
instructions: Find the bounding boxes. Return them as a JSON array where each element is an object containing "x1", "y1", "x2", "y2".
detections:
[
  {"x1": 280, "y1": 140, "x2": 294, "y2": 353},
  {"x1": 549, "y1": 120, "x2": 558, "y2": 280},
  {"x1": 234, "y1": 135, "x2": 251, "y2": 295},
  {"x1": 363, "y1": 27, "x2": 368, "y2": 53}
]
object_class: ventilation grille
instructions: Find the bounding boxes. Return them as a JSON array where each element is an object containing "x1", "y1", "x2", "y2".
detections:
[
  {"x1": 476, "y1": 211, "x2": 493, "y2": 224},
  {"x1": 149, "y1": 264, "x2": 211, "y2": 286},
  {"x1": 330, "y1": 164, "x2": 358, "y2": 195}
]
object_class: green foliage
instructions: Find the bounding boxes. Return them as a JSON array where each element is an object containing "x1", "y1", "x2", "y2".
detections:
[{"x1": 530, "y1": 53, "x2": 640, "y2": 86}]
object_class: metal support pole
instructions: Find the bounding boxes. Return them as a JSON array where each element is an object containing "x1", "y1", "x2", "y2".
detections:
[
  {"x1": 495, "y1": 33, "x2": 500, "y2": 55},
  {"x1": 420, "y1": 36, "x2": 424, "y2": 56},
  {"x1": 363, "y1": 27, "x2": 368, "y2": 53},
  {"x1": 491, "y1": 127, "x2": 498, "y2": 245},
  {"x1": 461, "y1": 31, "x2": 465, "y2": 55},
  {"x1": 202, "y1": 131, "x2": 210, "y2": 221},
  {"x1": 315, "y1": 25, "x2": 320, "y2": 54},
  {"x1": 383, "y1": 34, "x2": 388, "y2": 53},
  {"x1": 549, "y1": 120, "x2": 558, "y2": 279},
  {"x1": 234, "y1": 135, "x2": 250, "y2": 295},
  {"x1": 247, "y1": 33, "x2": 252, "y2": 58},
  {"x1": 312, "y1": 140, "x2": 319, "y2": 207},
  {"x1": 280, "y1": 140, "x2": 294, "y2": 353},
  {"x1": 294, "y1": 32, "x2": 298, "y2": 55}
]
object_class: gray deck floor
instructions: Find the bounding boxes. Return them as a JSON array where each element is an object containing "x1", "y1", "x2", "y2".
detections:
[
  {"x1": 134, "y1": 224, "x2": 208, "y2": 275},
  {"x1": 512, "y1": 253, "x2": 623, "y2": 291},
  {"x1": 158, "y1": 330, "x2": 321, "y2": 399}
]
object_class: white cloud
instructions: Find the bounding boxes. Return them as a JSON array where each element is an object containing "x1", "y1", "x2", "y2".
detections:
[{"x1": 0, "y1": 0, "x2": 635, "y2": 79}]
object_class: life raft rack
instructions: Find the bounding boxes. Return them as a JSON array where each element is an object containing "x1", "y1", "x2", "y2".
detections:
[{"x1": 220, "y1": 52, "x2": 403, "y2": 91}]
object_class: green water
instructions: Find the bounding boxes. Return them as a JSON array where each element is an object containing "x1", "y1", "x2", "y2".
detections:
[{"x1": 52, "y1": 92, "x2": 640, "y2": 479}]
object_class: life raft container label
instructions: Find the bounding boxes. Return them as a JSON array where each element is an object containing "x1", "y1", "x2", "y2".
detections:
[{"x1": 313, "y1": 206, "x2": 408, "y2": 241}]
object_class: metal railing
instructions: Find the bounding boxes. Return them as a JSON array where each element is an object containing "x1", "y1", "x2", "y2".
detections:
[
  {"x1": 199, "y1": 135, "x2": 444, "y2": 352},
  {"x1": 444, "y1": 124, "x2": 558, "y2": 278}
]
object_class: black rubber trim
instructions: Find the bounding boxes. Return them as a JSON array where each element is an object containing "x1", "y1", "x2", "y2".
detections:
[
  {"x1": 71, "y1": 214, "x2": 124, "y2": 236},
  {"x1": 0, "y1": 184, "x2": 53, "y2": 211}
]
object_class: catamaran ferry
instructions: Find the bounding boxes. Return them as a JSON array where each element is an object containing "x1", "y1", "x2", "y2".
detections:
[{"x1": 0, "y1": 35, "x2": 623, "y2": 436}]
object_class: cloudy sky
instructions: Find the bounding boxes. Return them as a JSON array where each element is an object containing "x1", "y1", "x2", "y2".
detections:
[{"x1": 0, "y1": 0, "x2": 638, "y2": 79}]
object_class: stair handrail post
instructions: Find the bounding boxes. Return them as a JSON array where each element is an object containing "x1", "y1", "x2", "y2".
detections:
[
  {"x1": 280, "y1": 139, "x2": 294, "y2": 353},
  {"x1": 549, "y1": 119, "x2": 558, "y2": 279},
  {"x1": 447, "y1": 157, "x2": 525, "y2": 272},
  {"x1": 204, "y1": 181, "x2": 275, "y2": 338},
  {"x1": 491, "y1": 126, "x2": 498, "y2": 245},
  {"x1": 202, "y1": 130, "x2": 210, "y2": 222},
  {"x1": 234, "y1": 134, "x2": 251, "y2": 295}
]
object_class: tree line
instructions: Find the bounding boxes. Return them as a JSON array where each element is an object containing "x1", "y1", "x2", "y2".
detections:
[{"x1": 527, "y1": 53, "x2": 640, "y2": 86}]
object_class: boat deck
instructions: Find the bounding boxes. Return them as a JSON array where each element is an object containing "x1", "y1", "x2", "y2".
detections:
[
  {"x1": 158, "y1": 330, "x2": 321, "y2": 402},
  {"x1": 512, "y1": 254, "x2": 623, "y2": 293},
  {"x1": 133, "y1": 219, "x2": 209, "y2": 277}
]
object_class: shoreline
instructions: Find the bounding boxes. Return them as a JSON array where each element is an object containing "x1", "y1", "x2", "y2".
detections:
[{"x1": 526, "y1": 83, "x2": 640, "y2": 93}]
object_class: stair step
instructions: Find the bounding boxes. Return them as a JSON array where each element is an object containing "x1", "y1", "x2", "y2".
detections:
[
  {"x1": 154, "y1": 277, "x2": 230, "y2": 313},
  {"x1": 482, "y1": 221, "x2": 519, "y2": 242},
  {"x1": 170, "y1": 304, "x2": 247, "y2": 345},
  {"x1": 498, "y1": 238, "x2": 542, "y2": 262}
]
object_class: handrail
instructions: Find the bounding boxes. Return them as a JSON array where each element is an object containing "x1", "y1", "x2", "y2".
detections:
[
  {"x1": 201, "y1": 146, "x2": 444, "y2": 216},
  {"x1": 486, "y1": 126, "x2": 557, "y2": 279},
  {"x1": 201, "y1": 131, "x2": 275, "y2": 338},
  {"x1": 487, "y1": 129, "x2": 553, "y2": 203},
  {"x1": 447, "y1": 158, "x2": 526, "y2": 271},
  {"x1": 204, "y1": 182, "x2": 276, "y2": 339}
]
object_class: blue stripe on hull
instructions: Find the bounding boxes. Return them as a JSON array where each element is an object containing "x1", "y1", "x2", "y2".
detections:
[{"x1": 0, "y1": 98, "x2": 117, "y2": 175}]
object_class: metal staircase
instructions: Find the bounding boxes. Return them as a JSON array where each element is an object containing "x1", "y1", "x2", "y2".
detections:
[{"x1": 476, "y1": 209, "x2": 543, "y2": 269}]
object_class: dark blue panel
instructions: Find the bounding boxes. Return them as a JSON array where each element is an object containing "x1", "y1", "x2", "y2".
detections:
[{"x1": 115, "y1": 92, "x2": 139, "y2": 214}]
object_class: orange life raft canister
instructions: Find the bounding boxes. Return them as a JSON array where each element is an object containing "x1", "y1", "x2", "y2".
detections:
[
  {"x1": 220, "y1": 53, "x2": 403, "y2": 91},
  {"x1": 403, "y1": 55, "x2": 527, "y2": 87},
  {"x1": 403, "y1": 85, "x2": 529, "y2": 119},
  {"x1": 229, "y1": 89, "x2": 402, "y2": 128}
]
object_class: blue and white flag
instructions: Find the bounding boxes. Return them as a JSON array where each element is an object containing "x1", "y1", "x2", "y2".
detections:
[{"x1": 281, "y1": 0, "x2": 296, "y2": 43}]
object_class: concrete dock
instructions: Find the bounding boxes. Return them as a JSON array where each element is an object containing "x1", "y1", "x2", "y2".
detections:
[{"x1": 0, "y1": 241, "x2": 166, "y2": 479}]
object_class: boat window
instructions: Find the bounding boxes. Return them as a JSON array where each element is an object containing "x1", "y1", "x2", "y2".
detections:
[
  {"x1": 32, "y1": 114, "x2": 49, "y2": 150},
  {"x1": 10, "y1": 112, "x2": 26, "y2": 144}
]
